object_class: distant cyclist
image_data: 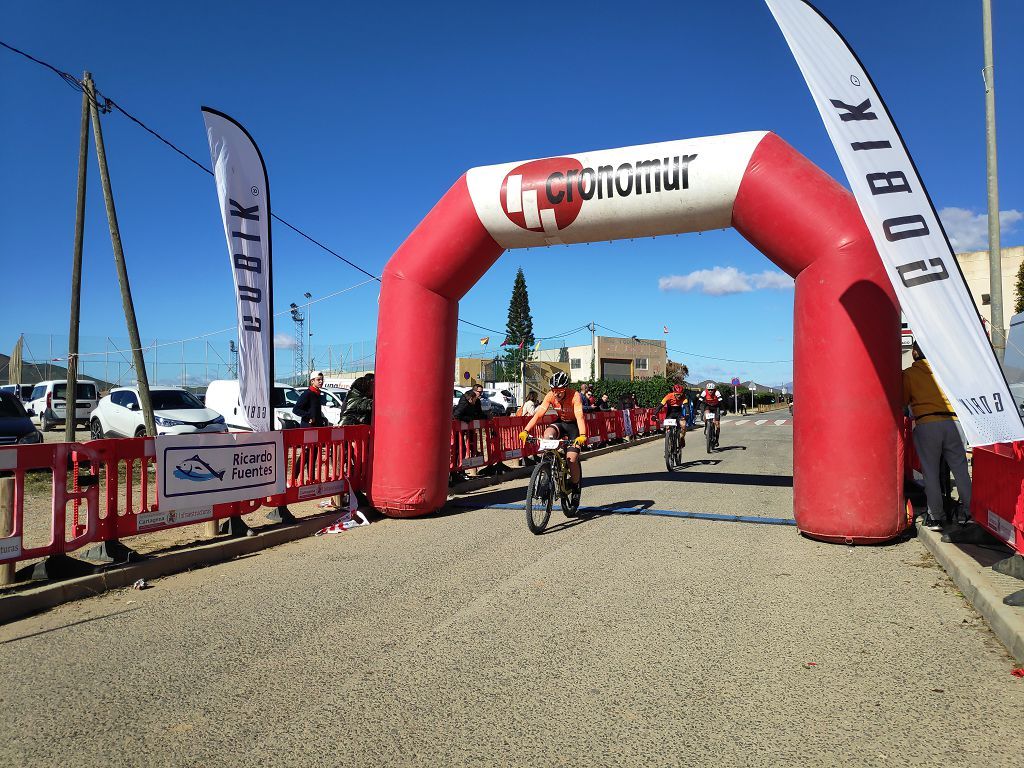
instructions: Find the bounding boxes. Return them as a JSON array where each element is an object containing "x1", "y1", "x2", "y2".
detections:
[
  {"x1": 654, "y1": 385, "x2": 689, "y2": 447},
  {"x1": 699, "y1": 382, "x2": 724, "y2": 444},
  {"x1": 519, "y1": 371, "x2": 588, "y2": 489}
]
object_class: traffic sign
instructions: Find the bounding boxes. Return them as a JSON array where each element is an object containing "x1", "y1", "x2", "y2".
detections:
[{"x1": 731, "y1": 377, "x2": 740, "y2": 386}]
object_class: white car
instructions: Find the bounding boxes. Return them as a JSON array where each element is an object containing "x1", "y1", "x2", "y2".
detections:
[
  {"x1": 484, "y1": 388, "x2": 516, "y2": 416},
  {"x1": 26, "y1": 379, "x2": 99, "y2": 431},
  {"x1": 204, "y1": 379, "x2": 300, "y2": 431},
  {"x1": 453, "y1": 387, "x2": 499, "y2": 417},
  {"x1": 90, "y1": 386, "x2": 228, "y2": 439}
]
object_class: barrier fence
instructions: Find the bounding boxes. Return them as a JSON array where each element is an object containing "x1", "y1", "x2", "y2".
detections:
[
  {"x1": 0, "y1": 410, "x2": 659, "y2": 570},
  {"x1": 971, "y1": 442, "x2": 1024, "y2": 555}
]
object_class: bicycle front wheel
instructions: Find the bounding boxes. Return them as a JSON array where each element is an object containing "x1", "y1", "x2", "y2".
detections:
[
  {"x1": 525, "y1": 461, "x2": 554, "y2": 534},
  {"x1": 706, "y1": 422, "x2": 713, "y2": 454},
  {"x1": 664, "y1": 429, "x2": 674, "y2": 471}
]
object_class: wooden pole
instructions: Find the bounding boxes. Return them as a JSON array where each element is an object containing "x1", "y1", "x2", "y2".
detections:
[
  {"x1": 0, "y1": 478, "x2": 14, "y2": 586},
  {"x1": 65, "y1": 76, "x2": 92, "y2": 444},
  {"x1": 85, "y1": 74, "x2": 156, "y2": 436}
]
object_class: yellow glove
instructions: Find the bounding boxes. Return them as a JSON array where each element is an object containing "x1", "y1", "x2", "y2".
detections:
[
  {"x1": 574, "y1": 435, "x2": 587, "y2": 447},
  {"x1": 519, "y1": 431, "x2": 530, "y2": 443}
]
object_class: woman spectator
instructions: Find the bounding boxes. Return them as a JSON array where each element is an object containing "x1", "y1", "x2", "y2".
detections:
[{"x1": 518, "y1": 390, "x2": 539, "y2": 418}]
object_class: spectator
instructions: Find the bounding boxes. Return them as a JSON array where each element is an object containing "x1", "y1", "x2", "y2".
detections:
[
  {"x1": 340, "y1": 373, "x2": 374, "y2": 426},
  {"x1": 597, "y1": 393, "x2": 613, "y2": 411},
  {"x1": 903, "y1": 342, "x2": 971, "y2": 531},
  {"x1": 619, "y1": 392, "x2": 637, "y2": 410},
  {"x1": 579, "y1": 383, "x2": 594, "y2": 411},
  {"x1": 518, "y1": 390, "x2": 539, "y2": 418},
  {"x1": 453, "y1": 386, "x2": 486, "y2": 422},
  {"x1": 293, "y1": 371, "x2": 328, "y2": 428}
]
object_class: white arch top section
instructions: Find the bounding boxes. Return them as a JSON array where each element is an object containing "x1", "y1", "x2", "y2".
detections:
[{"x1": 465, "y1": 131, "x2": 767, "y2": 249}]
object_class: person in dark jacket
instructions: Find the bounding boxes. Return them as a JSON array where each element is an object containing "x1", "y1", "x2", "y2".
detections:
[
  {"x1": 340, "y1": 374, "x2": 374, "y2": 426},
  {"x1": 597, "y1": 393, "x2": 613, "y2": 411},
  {"x1": 453, "y1": 386, "x2": 486, "y2": 422},
  {"x1": 293, "y1": 371, "x2": 328, "y2": 428}
]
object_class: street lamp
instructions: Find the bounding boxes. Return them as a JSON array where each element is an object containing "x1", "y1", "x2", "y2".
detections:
[{"x1": 304, "y1": 291, "x2": 313, "y2": 375}]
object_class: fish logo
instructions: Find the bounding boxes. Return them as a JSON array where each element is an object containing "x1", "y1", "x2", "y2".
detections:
[{"x1": 173, "y1": 454, "x2": 226, "y2": 483}]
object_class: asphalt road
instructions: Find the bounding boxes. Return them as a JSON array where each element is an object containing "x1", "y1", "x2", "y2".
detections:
[{"x1": 1, "y1": 420, "x2": 1021, "y2": 767}]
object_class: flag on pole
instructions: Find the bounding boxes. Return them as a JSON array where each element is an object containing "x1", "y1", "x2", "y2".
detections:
[
  {"x1": 518, "y1": 340, "x2": 525, "y2": 349},
  {"x1": 663, "y1": 325, "x2": 669, "y2": 334},
  {"x1": 480, "y1": 337, "x2": 490, "y2": 346},
  {"x1": 534, "y1": 340, "x2": 542, "y2": 352},
  {"x1": 202, "y1": 107, "x2": 274, "y2": 432},
  {"x1": 500, "y1": 338, "x2": 511, "y2": 346}
]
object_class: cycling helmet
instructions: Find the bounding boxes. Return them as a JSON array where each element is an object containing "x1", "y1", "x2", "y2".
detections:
[
  {"x1": 549, "y1": 371, "x2": 570, "y2": 389},
  {"x1": 705, "y1": 382, "x2": 715, "y2": 390},
  {"x1": 672, "y1": 384, "x2": 684, "y2": 394}
]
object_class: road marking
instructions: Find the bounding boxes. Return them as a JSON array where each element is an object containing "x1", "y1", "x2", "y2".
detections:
[
  {"x1": 774, "y1": 419, "x2": 788, "y2": 426},
  {"x1": 735, "y1": 420, "x2": 750, "y2": 425},
  {"x1": 755, "y1": 419, "x2": 767, "y2": 425}
]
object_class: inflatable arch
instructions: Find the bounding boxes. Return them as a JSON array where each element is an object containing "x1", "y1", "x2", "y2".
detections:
[{"x1": 371, "y1": 131, "x2": 906, "y2": 544}]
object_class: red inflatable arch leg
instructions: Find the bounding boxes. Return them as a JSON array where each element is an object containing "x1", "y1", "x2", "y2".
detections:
[{"x1": 371, "y1": 132, "x2": 906, "y2": 543}]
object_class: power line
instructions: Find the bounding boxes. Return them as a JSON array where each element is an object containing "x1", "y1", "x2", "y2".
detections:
[{"x1": 594, "y1": 323, "x2": 792, "y2": 365}]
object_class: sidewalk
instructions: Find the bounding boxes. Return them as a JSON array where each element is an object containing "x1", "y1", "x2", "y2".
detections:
[{"x1": 916, "y1": 522, "x2": 1024, "y2": 662}]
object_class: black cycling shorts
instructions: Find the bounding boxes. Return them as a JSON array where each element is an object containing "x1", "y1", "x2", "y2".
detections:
[{"x1": 550, "y1": 420, "x2": 582, "y2": 451}]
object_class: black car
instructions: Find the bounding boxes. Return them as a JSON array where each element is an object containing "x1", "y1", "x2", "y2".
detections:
[{"x1": 0, "y1": 392, "x2": 43, "y2": 446}]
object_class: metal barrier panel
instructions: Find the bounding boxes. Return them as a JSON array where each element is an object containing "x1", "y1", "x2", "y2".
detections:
[{"x1": 970, "y1": 442, "x2": 1024, "y2": 555}]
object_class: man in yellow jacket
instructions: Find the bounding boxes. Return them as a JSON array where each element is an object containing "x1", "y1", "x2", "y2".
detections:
[{"x1": 903, "y1": 343, "x2": 972, "y2": 531}]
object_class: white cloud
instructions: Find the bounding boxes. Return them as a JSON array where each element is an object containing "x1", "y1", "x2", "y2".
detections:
[
  {"x1": 274, "y1": 333, "x2": 298, "y2": 350},
  {"x1": 659, "y1": 266, "x2": 793, "y2": 296},
  {"x1": 938, "y1": 207, "x2": 1023, "y2": 252}
]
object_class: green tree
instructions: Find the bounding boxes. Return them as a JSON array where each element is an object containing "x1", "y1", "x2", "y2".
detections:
[
  {"x1": 502, "y1": 267, "x2": 535, "y2": 379},
  {"x1": 1015, "y1": 259, "x2": 1024, "y2": 315}
]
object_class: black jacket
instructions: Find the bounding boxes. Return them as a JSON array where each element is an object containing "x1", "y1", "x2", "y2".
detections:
[
  {"x1": 293, "y1": 387, "x2": 326, "y2": 427},
  {"x1": 453, "y1": 393, "x2": 485, "y2": 422}
]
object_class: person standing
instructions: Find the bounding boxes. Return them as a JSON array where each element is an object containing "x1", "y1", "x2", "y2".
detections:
[
  {"x1": 340, "y1": 374, "x2": 374, "y2": 426},
  {"x1": 291, "y1": 371, "x2": 328, "y2": 484},
  {"x1": 903, "y1": 343, "x2": 971, "y2": 530}
]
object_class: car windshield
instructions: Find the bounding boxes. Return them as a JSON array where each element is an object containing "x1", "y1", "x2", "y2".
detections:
[
  {"x1": 0, "y1": 393, "x2": 27, "y2": 418},
  {"x1": 149, "y1": 390, "x2": 204, "y2": 410},
  {"x1": 53, "y1": 383, "x2": 97, "y2": 400},
  {"x1": 271, "y1": 387, "x2": 295, "y2": 408}
]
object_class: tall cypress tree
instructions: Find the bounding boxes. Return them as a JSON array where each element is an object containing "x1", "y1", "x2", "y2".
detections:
[
  {"x1": 502, "y1": 267, "x2": 535, "y2": 380},
  {"x1": 1015, "y1": 259, "x2": 1024, "y2": 315}
]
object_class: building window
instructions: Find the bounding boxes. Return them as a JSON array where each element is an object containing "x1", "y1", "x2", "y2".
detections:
[
  {"x1": 982, "y1": 293, "x2": 991, "y2": 306},
  {"x1": 570, "y1": 358, "x2": 581, "y2": 370},
  {"x1": 635, "y1": 358, "x2": 649, "y2": 371}
]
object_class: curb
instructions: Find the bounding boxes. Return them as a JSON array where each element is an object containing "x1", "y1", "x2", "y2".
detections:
[
  {"x1": 1, "y1": 433, "x2": 665, "y2": 625},
  {"x1": 916, "y1": 524, "x2": 1024, "y2": 663}
]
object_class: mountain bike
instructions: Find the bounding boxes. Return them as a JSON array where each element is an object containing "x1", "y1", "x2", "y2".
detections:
[
  {"x1": 524, "y1": 436, "x2": 581, "y2": 534},
  {"x1": 704, "y1": 408, "x2": 720, "y2": 454},
  {"x1": 662, "y1": 416, "x2": 684, "y2": 471}
]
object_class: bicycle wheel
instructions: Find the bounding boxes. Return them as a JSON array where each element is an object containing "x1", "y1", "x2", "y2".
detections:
[
  {"x1": 705, "y1": 422, "x2": 713, "y2": 454},
  {"x1": 561, "y1": 470, "x2": 582, "y2": 518},
  {"x1": 525, "y1": 460, "x2": 554, "y2": 534},
  {"x1": 664, "y1": 429, "x2": 674, "y2": 471},
  {"x1": 674, "y1": 428, "x2": 683, "y2": 465}
]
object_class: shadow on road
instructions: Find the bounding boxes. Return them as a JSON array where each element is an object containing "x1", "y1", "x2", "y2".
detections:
[
  {"x1": 585, "y1": 471, "x2": 793, "y2": 489},
  {"x1": 714, "y1": 445, "x2": 747, "y2": 452}
]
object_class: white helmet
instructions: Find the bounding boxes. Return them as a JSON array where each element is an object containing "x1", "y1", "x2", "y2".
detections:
[{"x1": 705, "y1": 382, "x2": 715, "y2": 390}]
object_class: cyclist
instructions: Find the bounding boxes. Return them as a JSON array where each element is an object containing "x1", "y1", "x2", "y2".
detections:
[
  {"x1": 698, "y1": 382, "x2": 724, "y2": 445},
  {"x1": 519, "y1": 371, "x2": 588, "y2": 489},
  {"x1": 654, "y1": 384, "x2": 688, "y2": 447}
]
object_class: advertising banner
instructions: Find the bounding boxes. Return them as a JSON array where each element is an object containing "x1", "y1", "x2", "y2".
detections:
[
  {"x1": 156, "y1": 431, "x2": 285, "y2": 509},
  {"x1": 766, "y1": 0, "x2": 1024, "y2": 446},
  {"x1": 202, "y1": 107, "x2": 275, "y2": 432}
]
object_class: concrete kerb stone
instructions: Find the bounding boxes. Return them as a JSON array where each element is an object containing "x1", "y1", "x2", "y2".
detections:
[
  {"x1": 0, "y1": 432, "x2": 665, "y2": 625},
  {"x1": 916, "y1": 524, "x2": 1024, "y2": 663}
]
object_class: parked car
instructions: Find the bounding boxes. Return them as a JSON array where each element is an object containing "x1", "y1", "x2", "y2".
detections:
[
  {"x1": 484, "y1": 388, "x2": 517, "y2": 416},
  {"x1": 204, "y1": 379, "x2": 300, "y2": 431},
  {"x1": 25, "y1": 379, "x2": 99, "y2": 432},
  {"x1": 89, "y1": 386, "x2": 228, "y2": 439},
  {"x1": 0, "y1": 391, "x2": 43, "y2": 446},
  {"x1": 0, "y1": 384, "x2": 34, "y2": 402},
  {"x1": 293, "y1": 386, "x2": 347, "y2": 426},
  {"x1": 452, "y1": 387, "x2": 499, "y2": 417}
]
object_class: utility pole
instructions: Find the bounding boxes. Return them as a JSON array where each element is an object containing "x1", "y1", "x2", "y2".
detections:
[
  {"x1": 85, "y1": 73, "x2": 155, "y2": 436},
  {"x1": 982, "y1": 0, "x2": 1005, "y2": 361},
  {"x1": 590, "y1": 321, "x2": 596, "y2": 381},
  {"x1": 65, "y1": 75, "x2": 91, "y2": 444},
  {"x1": 305, "y1": 291, "x2": 313, "y2": 375}
]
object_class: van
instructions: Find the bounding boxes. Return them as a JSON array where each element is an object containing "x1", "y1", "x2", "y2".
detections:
[
  {"x1": 25, "y1": 379, "x2": 99, "y2": 431},
  {"x1": 1003, "y1": 311, "x2": 1024, "y2": 414},
  {"x1": 0, "y1": 384, "x2": 34, "y2": 402},
  {"x1": 203, "y1": 379, "x2": 301, "y2": 431}
]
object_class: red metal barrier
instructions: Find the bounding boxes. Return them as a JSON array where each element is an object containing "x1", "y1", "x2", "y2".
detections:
[{"x1": 970, "y1": 441, "x2": 1024, "y2": 555}]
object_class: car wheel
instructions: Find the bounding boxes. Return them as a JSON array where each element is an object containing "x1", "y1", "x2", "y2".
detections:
[
  {"x1": 89, "y1": 419, "x2": 105, "y2": 441},
  {"x1": 134, "y1": 426, "x2": 147, "y2": 439},
  {"x1": 40, "y1": 413, "x2": 51, "y2": 432}
]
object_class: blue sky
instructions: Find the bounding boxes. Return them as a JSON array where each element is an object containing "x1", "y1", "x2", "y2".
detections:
[{"x1": 2, "y1": 0, "x2": 1022, "y2": 388}]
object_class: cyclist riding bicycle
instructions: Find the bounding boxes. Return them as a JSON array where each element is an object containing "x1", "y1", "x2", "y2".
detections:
[
  {"x1": 699, "y1": 382, "x2": 724, "y2": 442},
  {"x1": 654, "y1": 384, "x2": 689, "y2": 447},
  {"x1": 519, "y1": 371, "x2": 588, "y2": 489}
]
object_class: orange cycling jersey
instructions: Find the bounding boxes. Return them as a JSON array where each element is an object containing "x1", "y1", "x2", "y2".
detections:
[
  {"x1": 525, "y1": 388, "x2": 586, "y2": 435},
  {"x1": 661, "y1": 392, "x2": 689, "y2": 408}
]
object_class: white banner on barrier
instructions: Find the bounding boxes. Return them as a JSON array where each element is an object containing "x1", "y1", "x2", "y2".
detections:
[
  {"x1": 766, "y1": 0, "x2": 1024, "y2": 447},
  {"x1": 156, "y1": 431, "x2": 285, "y2": 509}
]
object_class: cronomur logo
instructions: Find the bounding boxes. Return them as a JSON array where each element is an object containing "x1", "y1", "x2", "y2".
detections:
[
  {"x1": 500, "y1": 153, "x2": 699, "y2": 237},
  {"x1": 173, "y1": 454, "x2": 226, "y2": 483}
]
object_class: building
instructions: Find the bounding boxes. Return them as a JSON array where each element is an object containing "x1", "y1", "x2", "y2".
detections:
[
  {"x1": 955, "y1": 246, "x2": 1024, "y2": 334},
  {"x1": 534, "y1": 335, "x2": 668, "y2": 382}
]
